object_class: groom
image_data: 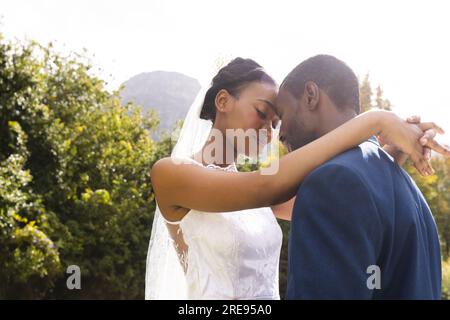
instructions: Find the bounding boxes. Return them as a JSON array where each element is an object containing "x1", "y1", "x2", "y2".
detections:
[{"x1": 276, "y1": 55, "x2": 442, "y2": 299}]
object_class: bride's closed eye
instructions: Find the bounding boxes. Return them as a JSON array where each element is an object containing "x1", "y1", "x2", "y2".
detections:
[
  {"x1": 255, "y1": 107, "x2": 267, "y2": 120},
  {"x1": 255, "y1": 107, "x2": 280, "y2": 130}
]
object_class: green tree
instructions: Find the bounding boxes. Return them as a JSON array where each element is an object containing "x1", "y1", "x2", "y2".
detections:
[
  {"x1": 359, "y1": 74, "x2": 391, "y2": 112},
  {"x1": 0, "y1": 121, "x2": 61, "y2": 298},
  {"x1": 405, "y1": 157, "x2": 450, "y2": 259},
  {"x1": 375, "y1": 85, "x2": 392, "y2": 110},
  {"x1": 359, "y1": 74, "x2": 373, "y2": 113},
  {"x1": 0, "y1": 33, "x2": 171, "y2": 298}
]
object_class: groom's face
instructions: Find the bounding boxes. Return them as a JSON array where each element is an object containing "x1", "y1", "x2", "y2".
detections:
[{"x1": 275, "y1": 88, "x2": 319, "y2": 151}]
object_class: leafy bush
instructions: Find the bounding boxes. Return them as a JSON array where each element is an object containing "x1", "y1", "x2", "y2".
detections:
[
  {"x1": 0, "y1": 33, "x2": 171, "y2": 299},
  {"x1": 442, "y1": 259, "x2": 450, "y2": 300}
]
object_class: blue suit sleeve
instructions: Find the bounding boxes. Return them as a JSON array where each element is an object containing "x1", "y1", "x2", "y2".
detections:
[{"x1": 286, "y1": 163, "x2": 383, "y2": 299}]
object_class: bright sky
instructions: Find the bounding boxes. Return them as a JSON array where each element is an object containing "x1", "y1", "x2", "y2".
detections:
[{"x1": 1, "y1": 0, "x2": 449, "y2": 143}]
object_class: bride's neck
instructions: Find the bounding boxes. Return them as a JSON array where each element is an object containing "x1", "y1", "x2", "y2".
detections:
[{"x1": 192, "y1": 127, "x2": 237, "y2": 168}]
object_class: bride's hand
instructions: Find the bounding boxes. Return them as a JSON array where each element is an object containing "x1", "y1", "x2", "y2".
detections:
[
  {"x1": 376, "y1": 111, "x2": 448, "y2": 176},
  {"x1": 379, "y1": 115, "x2": 450, "y2": 174},
  {"x1": 405, "y1": 115, "x2": 450, "y2": 158}
]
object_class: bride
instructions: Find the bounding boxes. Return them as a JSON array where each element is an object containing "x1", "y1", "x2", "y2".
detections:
[{"x1": 146, "y1": 57, "x2": 447, "y2": 300}]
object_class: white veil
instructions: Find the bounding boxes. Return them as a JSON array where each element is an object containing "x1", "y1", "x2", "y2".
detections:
[{"x1": 145, "y1": 84, "x2": 212, "y2": 299}]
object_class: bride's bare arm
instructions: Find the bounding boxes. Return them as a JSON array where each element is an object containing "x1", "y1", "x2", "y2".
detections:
[
  {"x1": 151, "y1": 110, "x2": 442, "y2": 220},
  {"x1": 272, "y1": 122, "x2": 450, "y2": 222}
]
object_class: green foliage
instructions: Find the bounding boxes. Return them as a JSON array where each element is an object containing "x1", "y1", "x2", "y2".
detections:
[
  {"x1": 237, "y1": 141, "x2": 288, "y2": 172},
  {"x1": 359, "y1": 74, "x2": 391, "y2": 112},
  {"x1": 359, "y1": 74, "x2": 373, "y2": 113},
  {"x1": 0, "y1": 122, "x2": 61, "y2": 298},
  {"x1": 374, "y1": 85, "x2": 392, "y2": 110},
  {"x1": 0, "y1": 34, "x2": 171, "y2": 298},
  {"x1": 442, "y1": 259, "x2": 450, "y2": 300},
  {"x1": 405, "y1": 157, "x2": 450, "y2": 259}
]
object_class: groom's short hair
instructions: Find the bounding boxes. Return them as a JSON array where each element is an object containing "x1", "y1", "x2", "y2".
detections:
[{"x1": 281, "y1": 55, "x2": 360, "y2": 114}]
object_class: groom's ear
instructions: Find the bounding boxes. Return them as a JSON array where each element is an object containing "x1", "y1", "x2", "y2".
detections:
[{"x1": 303, "y1": 81, "x2": 320, "y2": 111}]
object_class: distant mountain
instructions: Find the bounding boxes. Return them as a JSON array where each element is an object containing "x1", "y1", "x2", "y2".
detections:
[{"x1": 120, "y1": 71, "x2": 201, "y2": 136}]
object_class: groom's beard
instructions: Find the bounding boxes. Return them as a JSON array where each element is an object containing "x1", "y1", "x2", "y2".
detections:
[
  {"x1": 286, "y1": 133, "x2": 318, "y2": 153},
  {"x1": 283, "y1": 116, "x2": 319, "y2": 152}
]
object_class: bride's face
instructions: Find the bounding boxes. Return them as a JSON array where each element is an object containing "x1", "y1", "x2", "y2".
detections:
[{"x1": 219, "y1": 82, "x2": 279, "y2": 158}]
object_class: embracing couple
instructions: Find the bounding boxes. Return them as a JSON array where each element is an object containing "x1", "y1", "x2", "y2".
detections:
[{"x1": 146, "y1": 55, "x2": 449, "y2": 300}]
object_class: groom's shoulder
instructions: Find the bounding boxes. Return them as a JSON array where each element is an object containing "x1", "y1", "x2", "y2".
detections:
[
  {"x1": 331, "y1": 138, "x2": 389, "y2": 166},
  {"x1": 306, "y1": 139, "x2": 393, "y2": 180}
]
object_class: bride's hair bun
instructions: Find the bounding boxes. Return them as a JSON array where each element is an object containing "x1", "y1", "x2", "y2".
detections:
[{"x1": 200, "y1": 57, "x2": 276, "y2": 123}]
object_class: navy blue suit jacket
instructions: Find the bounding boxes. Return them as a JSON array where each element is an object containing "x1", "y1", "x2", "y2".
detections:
[{"x1": 286, "y1": 138, "x2": 441, "y2": 299}]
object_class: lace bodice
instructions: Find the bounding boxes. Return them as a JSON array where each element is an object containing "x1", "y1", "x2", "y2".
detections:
[{"x1": 163, "y1": 157, "x2": 283, "y2": 300}]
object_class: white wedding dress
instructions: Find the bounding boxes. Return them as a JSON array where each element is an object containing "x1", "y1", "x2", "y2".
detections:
[{"x1": 160, "y1": 157, "x2": 283, "y2": 300}]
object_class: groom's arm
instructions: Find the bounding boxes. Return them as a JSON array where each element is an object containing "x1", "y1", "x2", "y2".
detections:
[
  {"x1": 286, "y1": 163, "x2": 383, "y2": 299},
  {"x1": 271, "y1": 196, "x2": 296, "y2": 221}
]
